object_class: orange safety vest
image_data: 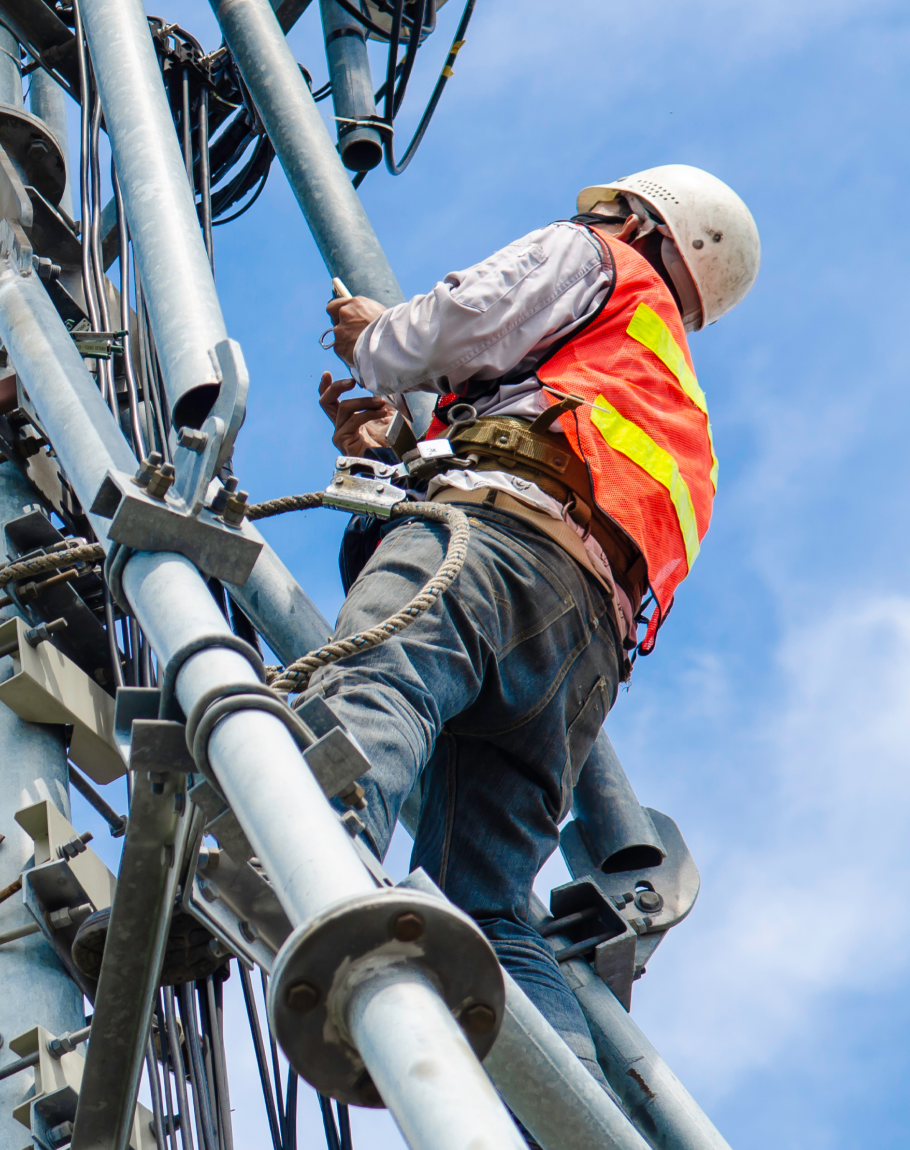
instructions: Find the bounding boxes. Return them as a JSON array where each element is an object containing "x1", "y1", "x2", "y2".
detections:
[{"x1": 536, "y1": 227, "x2": 717, "y2": 651}]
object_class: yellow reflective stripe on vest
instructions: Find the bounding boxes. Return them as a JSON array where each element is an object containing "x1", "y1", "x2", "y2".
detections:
[
  {"x1": 626, "y1": 303, "x2": 719, "y2": 492},
  {"x1": 590, "y1": 395, "x2": 700, "y2": 571}
]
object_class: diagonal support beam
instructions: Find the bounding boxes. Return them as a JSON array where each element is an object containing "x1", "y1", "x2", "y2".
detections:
[{"x1": 70, "y1": 771, "x2": 192, "y2": 1150}]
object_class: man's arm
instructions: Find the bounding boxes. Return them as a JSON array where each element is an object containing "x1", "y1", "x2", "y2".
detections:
[{"x1": 337, "y1": 222, "x2": 613, "y2": 397}]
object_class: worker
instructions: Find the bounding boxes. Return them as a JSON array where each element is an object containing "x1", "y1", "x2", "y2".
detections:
[{"x1": 310, "y1": 165, "x2": 760, "y2": 1101}]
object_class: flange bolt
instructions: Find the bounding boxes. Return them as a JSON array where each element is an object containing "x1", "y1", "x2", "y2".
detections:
[
  {"x1": 460, "y1": 1003, "x2": 496, "y2": 1035},
  {"x1": 391, "y1": 911, "x2": 424, "y2": 942},
  {"x1": 285, "y1": 979, "x2": 321, "y2": 1014}
]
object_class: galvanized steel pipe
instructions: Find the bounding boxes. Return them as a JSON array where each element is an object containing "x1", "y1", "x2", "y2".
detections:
[
  {"x1": 488, "y1": 972, "x2": 652, "y2": 1150},
  {"x1": 79, "y1": 0, "x2": 228, "y2": 429},
  {"x1": 346, "y1": 967, "x2": 527, "y2": 1150},
  {"x1": 211, "y1": 0, "x2": 402, "y2": 307}
]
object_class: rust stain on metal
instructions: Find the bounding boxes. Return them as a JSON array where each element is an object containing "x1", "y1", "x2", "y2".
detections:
[{"x1": 626, "y1": 1066, "x2": 657, "y2": 1100}]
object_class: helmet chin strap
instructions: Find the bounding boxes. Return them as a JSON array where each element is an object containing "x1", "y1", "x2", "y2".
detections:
[{"x1": 657, "y1": 227, "x2": 703, "y2": 332}]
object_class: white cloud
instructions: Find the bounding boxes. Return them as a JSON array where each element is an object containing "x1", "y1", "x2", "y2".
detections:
[{"x1": 630, "y1": 592, "x2": 910, "y2": 1099}]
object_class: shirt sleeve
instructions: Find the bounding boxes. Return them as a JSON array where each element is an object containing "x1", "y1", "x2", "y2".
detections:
[{"x1": 352, "y1": 222, "x2": 613, "y2": 397}]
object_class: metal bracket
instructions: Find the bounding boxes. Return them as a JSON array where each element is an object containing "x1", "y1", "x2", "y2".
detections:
[
  {"x1": 8, "y1": 1024, "x2": 155, "y2": 1150},
  {"x1": 15, "y1": 799, "x2": 117, "y2": 1000},
  {"x1": 90, "y1": 467, "x2": 263, "y2": 586},
  {"x1": 0, "y1": 616, "x2": 123, "y2": 784},
  {"x1": 322, "y1": 456, "x2": 407, "y2": 519},
  {"x1": 182, "y1": 844, "x2": 292, "y2": 974},
  {"x1": 557, "y1": 808, "x2": 700, "y2": 999},
  {"x1": 70, "y1": 768, "x2": 192, "y2": 1150},
  {"x1": 170, "y1": 339, "x2": 249, "y2": 510}
]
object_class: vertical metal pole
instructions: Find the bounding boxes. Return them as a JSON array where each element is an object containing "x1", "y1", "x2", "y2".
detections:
[
  {"x1": 210, "y1": 0, "x2": 435, "y2": 431},
  {"x1": 79, "y1": 0, "x2": 228, "y2": 428},
  {"x1": 0, "y1": 29, "x2": 21, "y2": 108},
  {"x1": 0, "y1": 42, "x2": 83, "y2": 1150},
  {"x1": 0, "y1": 470, "x2": 83, "y2": 1150},
  {"x1": 319, "y1": 0, "x2": 382, "y2": 173},
  {"x1": 29, "y1": 69, "x2": 75, "y2": 220}
]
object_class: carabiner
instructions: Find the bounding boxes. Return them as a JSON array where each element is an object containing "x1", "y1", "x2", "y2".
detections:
[{"x1": 319, "y1": 327, "x2": 336, "y2": 349}]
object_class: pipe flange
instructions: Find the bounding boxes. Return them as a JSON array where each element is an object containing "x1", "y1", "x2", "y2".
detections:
[
  {"x1": 0, "y1": 106, "x2": 66, "y2": 205},
  {"x1": 268, "y1": 889, "x2": 504, "y2": 1106}
]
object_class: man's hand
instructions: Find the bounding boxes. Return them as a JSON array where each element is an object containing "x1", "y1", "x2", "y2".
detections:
[
  {"x1": 326, "y1": 295, "x2": 386, "y2": 366},
  {"x1": 318, "y1": 372, "x2": 396, "y2": 456}
]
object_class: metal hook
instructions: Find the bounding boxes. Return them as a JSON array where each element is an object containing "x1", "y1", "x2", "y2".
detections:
[{"x1": 319, "y1": 328, "x2": 336, "y2": 349}]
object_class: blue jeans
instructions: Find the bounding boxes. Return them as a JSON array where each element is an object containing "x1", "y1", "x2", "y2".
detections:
[{"x1": 308, "y1": 503, "x2": 621, "y2": 1082}]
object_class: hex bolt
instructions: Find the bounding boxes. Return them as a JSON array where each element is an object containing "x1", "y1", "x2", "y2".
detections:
[
  {"x1": 27, "y1": 139, "x2": 49, "y2": 160},
  {"x1": 199, "y1": 881, "x2": 217, "y2": 903},
  {"x1": 24, "y1": 617, "x2": 68, "y2": 648},
  {"x1": 635, "y1": 890, "x2": 662, "y2": 912},
  {"x1": 221, "y1": 490, "x2": 249, "y2": 528},
  {"x1": 177, "y1": 426, "x2": 209, "y2": 453},
  {"x1": 238, "y1": 919, "x2": 259, "y2": 943},
  {"x1": 460, "y1": 1003, "x2": 496, "y2": 1035},
  {"x1": 146, "y1": 462, "x2": 176, "y2": 500},
  {"x1": 209, "y1": 475, "x2": 238, "y2": 514},
  {"x1": 391, "y1": 911, "x2": 424, "y2": 942},
  {"x1": 133, "y1": 452, "x2": 163, "y2": 488},
  {"x1": 46, "y1": 1120, "x2": 73, "y2": 1147},
  {"x1": 285, "y1": 979, "x2": 320, "y2": 1013},
  {"x1": 340, "y1": 810, "x2": 365, "y2": 837},
  {"x1": 208, "y1": 938, "x2": 230, "y2": 959}
]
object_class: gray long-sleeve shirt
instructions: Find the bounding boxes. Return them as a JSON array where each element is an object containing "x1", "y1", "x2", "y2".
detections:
[
  {"x1": 352, "y1": 222, "x2": 614, "y2": 420},
  {"x1": 350, "y1": 220, "x2": 639, "y2": 646}
]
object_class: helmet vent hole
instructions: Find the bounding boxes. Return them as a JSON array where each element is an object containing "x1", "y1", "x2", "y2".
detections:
[{"x1": 636, "y1": 179, "x2": 679, "y2": 205}]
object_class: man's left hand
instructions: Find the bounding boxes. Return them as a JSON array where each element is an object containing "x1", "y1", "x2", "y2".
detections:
[
  {"x1": 326, "y1": 295, "x2": 386, "y2": 366},
  {"x1": 318, "y1": 372, "x2": 396, "y2": 456}
]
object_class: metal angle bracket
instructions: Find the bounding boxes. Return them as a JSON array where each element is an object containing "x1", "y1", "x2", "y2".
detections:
[
  {"x1": 0, "y1": 616, "x2": 123, "y2": 784},
  {"x1": 15, "y1": 799, "x2": 117, "y2": 1000},
  {"x1": 70, "y1": 769, "x2": 192, "y2": 1150},
  {"x1": 90, "y1": 466, "x2": 263, "y2": 586},
  {"x1": 558, "y1": 808, "x2": 701, "y2": 993},
  {"x1": 323, "y1": 456, "x2": 407, "y2": 519},
  {"x1": 8, "y1": 1024, "x2": 156, "y2": 1150},
  {"x1": 171, "y1": 340, "x2": 250, "y2": 511}
]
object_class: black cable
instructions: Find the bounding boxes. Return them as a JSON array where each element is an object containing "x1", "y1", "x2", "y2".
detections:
[
  {"x1": 178, "y1": 983, "x2": 220, "y2": 1150},
  {"x1": 391, "y1": 0, "x2": 425, "y2": 118},
  {"x1": 163, "y1": 987, "x2": 197, "y2": 1150},
  {"x1": 336, "y1": 1103, "x2": 353, "y2": 1150},
  {"x1": 211, "y1": 166, "x2": 269, "y2": 226},
  {"x1": 260, "y1": 970, "x2": 285, "y2": 1137},
  {"x1": 198, "y1": 89, "x2": 214, "y2": 269},
  {"x1": 284, "y1": 1071, "x2": 298, "y2": 1150},
  {"x1": 318, "y1": 1096, "x2": 341, "y2": 1150},
  {"x1": 383, "y1": 0, "x2": 477, "y2": 176},
  {"x1": 239, "y1": 964, "x2": 284, "y2": 1150}
]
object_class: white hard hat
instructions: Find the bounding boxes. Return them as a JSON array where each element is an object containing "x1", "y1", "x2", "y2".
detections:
[{"x1": 577, "y1": 164, "x2": 760, "y2": 329}]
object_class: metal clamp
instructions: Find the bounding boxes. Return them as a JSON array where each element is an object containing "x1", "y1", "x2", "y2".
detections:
[
  {"x1": 184, "y1": 683, "x2": 316, "y2": 782},
  {"x1": 158, "y1": 632, "x2": 266, "y2": 720},
  {"x1": 90, "y1": 463, "x2": 263, "y2": 588},
  {"x1": 323, "y1": 456, "x2": 407, "y2": 519}
]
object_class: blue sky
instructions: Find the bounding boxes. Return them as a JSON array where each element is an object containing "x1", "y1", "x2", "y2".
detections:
[{"x1": 65, "y1": 1, "x2": 910, "y2": 1147}]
